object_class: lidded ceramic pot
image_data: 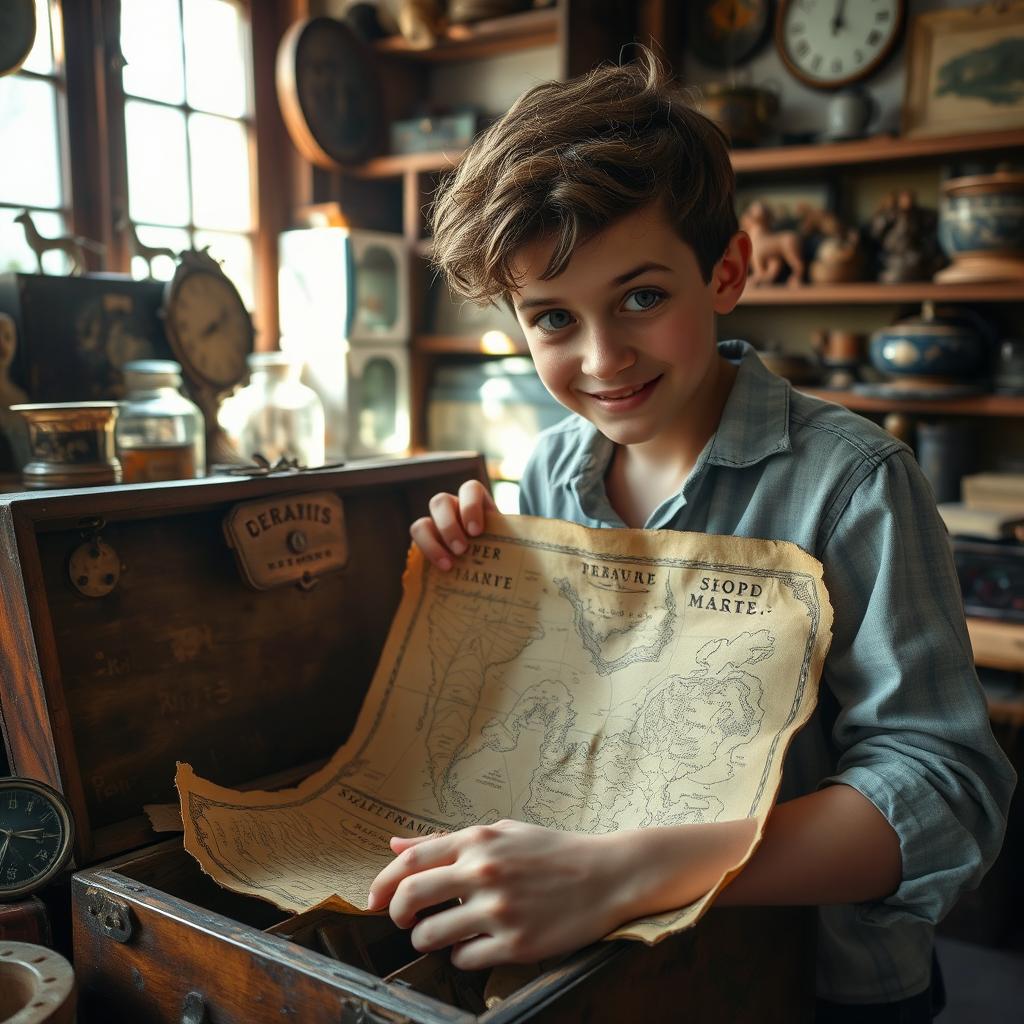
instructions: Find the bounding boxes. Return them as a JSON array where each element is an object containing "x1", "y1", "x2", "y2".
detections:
[{"x1": 868, "y1": 303, "x2": 989, "y2": 381}]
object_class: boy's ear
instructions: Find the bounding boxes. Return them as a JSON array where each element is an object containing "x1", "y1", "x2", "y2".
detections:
[{"x1": 711, "y1": 231, "x2": 751, "y2": 315}]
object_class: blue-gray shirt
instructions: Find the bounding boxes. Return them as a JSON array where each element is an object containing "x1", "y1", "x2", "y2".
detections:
[{"x1": 518, "y1": 339, "x2": 1016, "y2": 1003}]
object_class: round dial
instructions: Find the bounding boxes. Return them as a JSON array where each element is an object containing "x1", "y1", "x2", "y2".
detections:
[
  {"x1": 776, "y1": 0, "x2": 905, "y2": 90},
  {"x1": 0, "y1": 779, "x2": 74, "y2": 901},
  {"x1": 163, "y1": 251, "x2": 253, "y2": 391}
]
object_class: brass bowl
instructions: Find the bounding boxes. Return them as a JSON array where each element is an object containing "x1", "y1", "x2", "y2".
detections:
[{"x1": 10, "y1": 402, "x2": 122, "y2": 488}]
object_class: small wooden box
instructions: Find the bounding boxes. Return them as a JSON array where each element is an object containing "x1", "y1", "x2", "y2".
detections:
[{"x1": 0, "y1": 458, "x2": 815, "y2": 1023}]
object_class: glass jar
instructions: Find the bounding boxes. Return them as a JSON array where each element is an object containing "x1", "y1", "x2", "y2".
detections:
[
  {"x1": 116, "y1": 360, "x2": 205, "y2": 483},
  {"x1": 218, "y1": 352, "x2": 325, "y2": 467}
]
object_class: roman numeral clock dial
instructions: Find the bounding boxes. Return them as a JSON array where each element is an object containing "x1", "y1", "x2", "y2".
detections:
[{"x1": 776, "y1": 0, "x2": 905, "y2": 90}]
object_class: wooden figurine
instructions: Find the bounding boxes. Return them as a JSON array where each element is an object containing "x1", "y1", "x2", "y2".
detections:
[
  {"x1": 14, "y1": 210, "x2": 104, "y2": 276},
  {"x1": 802, "y1": 209, "x2": 865, "y2": 284},
  {"x1": 740, "y1": 201, "x2": 805, "y2": 286},
  {"x1": 867, "y1": 190, "x2": 943, "y2": 284},
  {"x1": 117, "y1": 215, "x2": 178, "y2": 277}
]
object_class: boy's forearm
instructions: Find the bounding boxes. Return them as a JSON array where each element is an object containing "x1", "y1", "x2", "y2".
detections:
[
  {"x1": 717, "y1": 784, "x2": 901, "y2": 906},
  {"x1": 604, "y1": 784, "x2": 901, "y2": 923}
]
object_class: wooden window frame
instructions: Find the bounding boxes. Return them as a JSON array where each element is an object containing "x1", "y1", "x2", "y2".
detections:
[{"x1": 56, "y1": 0, "x2": 300, "y2": 348}]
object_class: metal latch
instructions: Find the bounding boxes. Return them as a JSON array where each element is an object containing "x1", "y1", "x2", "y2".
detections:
[{"x1": 83, "y1": 889, "x2": 134, "y2": 943}]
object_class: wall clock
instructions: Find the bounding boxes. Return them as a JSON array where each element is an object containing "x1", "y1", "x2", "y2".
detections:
[
  {"x1": 0, "y1": 0, "x2": 35, "y2": 77},
  {"x1": 776, "y1": 0, "x2": 905, "y2": 90},
  {"x1": 276, "y1": 16, "x2": 382, "y2": 169},
  {"x1": 689, "y1": 0, "x2": 773, "y2": 69},
  {"x1": 0, "y1": 777, "x2": 74, "y2": 901}
]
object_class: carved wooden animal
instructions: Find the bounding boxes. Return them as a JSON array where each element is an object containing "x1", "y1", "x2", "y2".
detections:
[
  {"x1": 740, "y1": 201, "x2": 805, "y2": 287},
  {"x1": 117, "y1": 215, "x2": 178, "y2": 276},
  {"x1": 14, "y1": 210, "x2": 104, "y2": 275}
]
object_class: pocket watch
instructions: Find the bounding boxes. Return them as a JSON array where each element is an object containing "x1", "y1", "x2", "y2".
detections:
[
  {"x1": 161, "y1": 249, "x2": 253, "y2": 392},
  {"x1": 0, "y1": 778, "x2": 75, "y2": 901},
  {"x1": 776, "y1": 0, "x2": 905, "y2": 90}
]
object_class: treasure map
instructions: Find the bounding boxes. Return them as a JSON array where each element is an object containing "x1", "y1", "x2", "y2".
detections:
[{"x1": 177, "y1": 513, "x2": 832, "y2": 943}]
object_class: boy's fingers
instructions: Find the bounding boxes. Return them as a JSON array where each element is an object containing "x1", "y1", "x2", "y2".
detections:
[
  {"x1": 368, "y1": 833, "x2": 459, "y2": 910},
  {"x1": 409, "y1": 517, "x2": 455, "y2": 571},
  {"x1": 388, "y1": 865, "x2": 465, "y2": 929},
  {"x1": 391, "y1": 833, "x2": 445, "y2": 852},
  {"x1": 458, "y1": 480, "x2": 495, "y2": 537},
  {"x1": 410, "y1": 900, "x2": 484, "y2": 953},
  {"x1": 428, "y1": 492, "x2": 470, "y2": 554}
]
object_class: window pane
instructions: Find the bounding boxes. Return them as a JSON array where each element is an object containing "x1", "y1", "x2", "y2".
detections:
[
  {"x1": 189, "y1": 114, "x2": 251, "y2": 231},
  {"x1": 0, "y1": 207, "x2": 69, "y2": 274},
  {"x1": 183, "y1": 0, "x2": 249, "y2": 117},
  {"x1": 194, "y1": 230, "x2": 254, "y2": 312},
  {"x1": 125, "y1": 100, "x2": 190, "y2": 225},
  {"x1": 121, "y1": 0, "x2": 185, "y2": 104},
  {"x1": 0, "y1": 76, "x2": 62, "y2": 208},
  {"x1": 22, "y1": 0, "x2": 55, "y2": 75},
  {"x1": 130, "y1": 224, "x2": 190, "y2": 281}
]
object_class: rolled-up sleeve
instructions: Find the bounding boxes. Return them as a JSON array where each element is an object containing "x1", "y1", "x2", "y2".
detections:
[{"x1": 818, "y1": 448, "x2": 1016, "y2": 926}]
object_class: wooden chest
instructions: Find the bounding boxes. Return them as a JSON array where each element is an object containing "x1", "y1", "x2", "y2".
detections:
[{"x1": 0, "y1": 457, "x2": 815, "y2": 1023}]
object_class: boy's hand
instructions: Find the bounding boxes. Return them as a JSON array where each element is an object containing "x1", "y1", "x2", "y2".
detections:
[
  {"x1": 410, "y1": 479, "x2": 497, "y2": 571},
  {"x1": 365, "y1": 820, "x2": 626, "y2": 969}
]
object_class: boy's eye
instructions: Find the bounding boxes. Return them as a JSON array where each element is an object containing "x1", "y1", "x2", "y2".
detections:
[
  {"x1": 623, "y1": 288, "x2": 664, "y2": 312},
  {"x1": 534, "y1": 308, "x2": 574, "y2": 333}
]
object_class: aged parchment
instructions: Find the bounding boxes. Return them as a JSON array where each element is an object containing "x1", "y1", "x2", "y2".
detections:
[{"x1": 177, "y1": 512, "x2": 832, "y2": 942}]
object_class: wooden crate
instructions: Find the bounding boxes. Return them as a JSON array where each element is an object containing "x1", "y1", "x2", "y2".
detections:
[{"x1": 0, "y1": 457, "x2": 815, "y2": 1022}]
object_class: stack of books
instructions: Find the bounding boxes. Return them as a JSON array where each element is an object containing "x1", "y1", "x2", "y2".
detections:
[{"x1": 939, "y1": 473, "x2": 1024, "y2": 540}]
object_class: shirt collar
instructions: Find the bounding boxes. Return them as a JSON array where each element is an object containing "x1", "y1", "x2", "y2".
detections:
[{"x1": 707, "y1": 339, "x2": 792, "y2": 468}]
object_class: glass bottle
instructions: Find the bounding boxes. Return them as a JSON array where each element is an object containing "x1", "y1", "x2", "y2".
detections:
[
  {"x1": 116, "y1": 360, "x2": 205, "y2": 482},
  {"x1": 218, "y1": 352, "x2": 325, "y2": 467}
]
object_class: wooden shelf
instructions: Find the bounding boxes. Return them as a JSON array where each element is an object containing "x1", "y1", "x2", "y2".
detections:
[
  {"x1": 373, "y1": 8, "x2": 559, "y2": 62},
  {"x1": 348, "y1": 150, "x2": 465, "y2": 180},
  {"x1": 799, "y1": 388, "x2": 1024, "y2": 417},
  {"x1": 414, "y1": 333, "x2": 529, "y2": 356},
  {"x1": 969, "y1": 616, "x2": 1024, "y2": 674},
  {"x1": 738, "y1": 282, "x2": 1024, "y2": 305},
  {"x1": 731, "y1": 128, "x2": 1024, "y2": 175}
]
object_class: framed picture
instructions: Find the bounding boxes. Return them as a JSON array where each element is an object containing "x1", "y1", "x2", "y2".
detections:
[{"x1": 903, "y1": 1, "x2": 1024, "y2": 138}]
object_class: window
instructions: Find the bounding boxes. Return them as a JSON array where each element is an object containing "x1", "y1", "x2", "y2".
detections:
[
  {"x1": 0, "y1": 0, "x2": 71, "y2": 274},
  {"x1": 120, "y1": 0, "x2": 256, "y2": 309}
]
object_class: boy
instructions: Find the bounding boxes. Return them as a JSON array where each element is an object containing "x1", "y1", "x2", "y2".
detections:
[{"x1": 366, "y1": 53, "x2": 1015, "y2": 1021}]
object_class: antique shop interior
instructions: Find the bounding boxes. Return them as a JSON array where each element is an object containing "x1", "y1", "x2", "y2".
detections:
[{"x1": 1, "y1": 0, "x2": 1023, "y2": 1021}]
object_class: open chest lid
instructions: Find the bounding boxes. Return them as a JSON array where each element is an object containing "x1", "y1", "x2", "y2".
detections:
[{"x1": 0, "y1": 454, "x2": 485, "y2": 867}]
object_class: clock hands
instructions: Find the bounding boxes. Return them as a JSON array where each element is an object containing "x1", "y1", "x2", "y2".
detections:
[
  {"x1": 0, "y1": 827, "x2": 59, "y2": 839},
  {"x1": 831, "y1": 0, "x2": 848, "y2": 35}
]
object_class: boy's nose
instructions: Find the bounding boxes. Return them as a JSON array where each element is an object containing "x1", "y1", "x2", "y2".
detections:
[{"x1": 579, "y1": 329, "x2": 635, "y2": 380}]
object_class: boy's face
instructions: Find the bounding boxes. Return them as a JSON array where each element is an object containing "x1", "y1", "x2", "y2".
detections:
[{"x1": 511, "y1": 204, "x2": 748, "y2": 452}]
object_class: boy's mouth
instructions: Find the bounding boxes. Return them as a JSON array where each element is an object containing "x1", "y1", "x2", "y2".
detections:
[{"x1": 585, "y1": 376, "x2": 661, "y2": 405}]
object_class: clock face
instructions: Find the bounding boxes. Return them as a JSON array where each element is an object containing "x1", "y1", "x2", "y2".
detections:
[
  {"x1": 0, "y1": 780, "x2": 74, "y2": 901},
  {"x1": 166, "y1": 268, "x2": 252, "y2": 389},
  {"x1": 778, "y1": 0, "x2": 904, "y2": 90}
]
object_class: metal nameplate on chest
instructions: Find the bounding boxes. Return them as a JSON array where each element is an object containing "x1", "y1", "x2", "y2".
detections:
[{"x1": 223, "y1": 490, "x2": 348, "y2": 590}]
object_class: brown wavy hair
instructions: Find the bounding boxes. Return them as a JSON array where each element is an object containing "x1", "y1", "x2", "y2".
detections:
[{"x1": 429, "y1": 48, "x2": 737, "y2": 305}]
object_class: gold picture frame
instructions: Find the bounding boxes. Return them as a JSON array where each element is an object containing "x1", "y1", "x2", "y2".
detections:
[{"x1": 902, "y1": 0, "x2": 1024, "y2": 138}]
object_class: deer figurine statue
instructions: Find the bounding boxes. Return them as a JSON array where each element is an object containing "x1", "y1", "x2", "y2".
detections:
[
  {"x1": 116, "y1": 214, "x2": 179, "y2": 277},
  {"x1": 14, "y1": 210, "x2": 105, "y2": 276}
]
